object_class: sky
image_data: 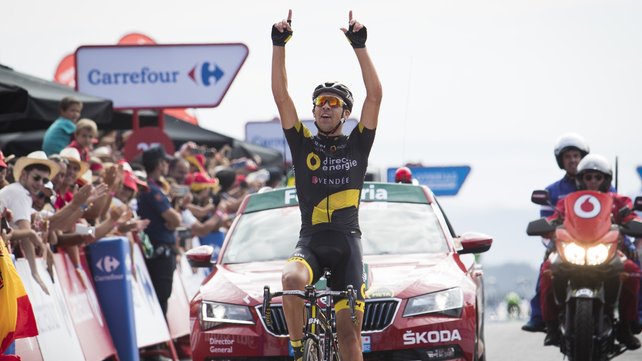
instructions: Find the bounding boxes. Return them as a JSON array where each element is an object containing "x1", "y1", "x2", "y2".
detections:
[{"x1": 3, "y1": 0, "x2": 642, "y2": 267}]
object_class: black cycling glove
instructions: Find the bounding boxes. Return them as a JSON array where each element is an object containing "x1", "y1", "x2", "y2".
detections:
[
  {"x1": 344, "y1": 23, "x2": 367, "y2": 48},
  {"x1": 271, "y1": 21, "x2": 292, "y2": 46}
]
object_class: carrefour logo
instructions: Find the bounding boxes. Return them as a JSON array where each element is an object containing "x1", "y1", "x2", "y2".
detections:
[
  {"x1": 96, "y1": 255, "x2": 120, "y2": 273},
  {"x1": 188, "y1": 62, "x2": 225, "y2": 86},
  {"x1": 86, "y1": 61, "x2": 225, "y2": 87}
]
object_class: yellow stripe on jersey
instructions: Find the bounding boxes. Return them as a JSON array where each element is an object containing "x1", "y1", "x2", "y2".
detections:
[{"x1": 311, "y1": 189, "x2": 360, "y2": 225}]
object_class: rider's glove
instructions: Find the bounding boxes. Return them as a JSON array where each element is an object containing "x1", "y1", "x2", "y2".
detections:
[
  {"x1": 271, "y1": 21, "x2": 292, "y2": 47},
  {"x1": 344, "y1": 23, "x2": 367, "y2": 49}
]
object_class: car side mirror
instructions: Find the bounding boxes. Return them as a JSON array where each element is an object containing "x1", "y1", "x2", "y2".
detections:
[
  {"x1": 456, "y1": 232, "x2": 493, "y2": 254},
  {"x1": 531, "y1": 190, "x2": 550, "y2": 206},
  {"x1": 185, "y1": 245, "x2": 218, "y2": 268},
  {"x1": 634, "y1": 197, "x2": 642, "y2": 212},
  {"x1": 622, "y1": 220, "x2": 642, "y2": 238},
  {"x1": 526, "y1": 218, "x2": 556, "y2": 236}
]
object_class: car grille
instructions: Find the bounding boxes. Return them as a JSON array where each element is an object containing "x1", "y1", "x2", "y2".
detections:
[{"x1": 259, "y1": 299, "x2": 399, "y2": 336}]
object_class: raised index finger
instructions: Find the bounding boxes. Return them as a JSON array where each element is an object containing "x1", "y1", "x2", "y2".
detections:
[
  {"x1": 287, "y1": 9, "x2": 292, "y2": 24},
  {"x1": 348, "y1": 10, "x2": 353, "y2": 23}
]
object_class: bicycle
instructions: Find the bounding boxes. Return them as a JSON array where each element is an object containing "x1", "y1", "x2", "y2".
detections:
[{"x1": 262, "y1": 269, "x2": 358, "y2": 361}]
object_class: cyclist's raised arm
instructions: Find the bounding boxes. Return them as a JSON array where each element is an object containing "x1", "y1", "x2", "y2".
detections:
[
  {"x1": 271, "y1": 9, "x2": 299, "y2": 130},
  {"x1": 341, "y1": 10, "x2": 383, "y2": 130}
]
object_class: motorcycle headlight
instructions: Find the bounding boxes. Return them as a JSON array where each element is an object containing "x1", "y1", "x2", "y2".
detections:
[
  {"x1": 200, "y1": 301, "x2": 254, "y2": 330},
  {"x1": 586, "y1": 244, "x2": 611, "y2": 266},
  {"x1": 403, "y1": 288, "x2": 463, "y2": 317},
  {"x1": 562, "y1": 242, "x2": 586, "y2": 265}
]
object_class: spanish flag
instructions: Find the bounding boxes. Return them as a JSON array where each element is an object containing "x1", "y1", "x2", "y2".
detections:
[{"x1": 0, "y1": 239, "x2": 38, "y2": 355}]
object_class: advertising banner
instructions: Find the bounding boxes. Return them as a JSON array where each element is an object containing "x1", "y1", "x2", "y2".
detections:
[
  {"x1": 386, "y1": 166, "x2": 471, "y2": 196},
  {"x1": 76, "y1": 43, "x2": 248, "y2": 109},
  {"x1": 14, "y1": 259, "x2": 85, "y2": 361}
]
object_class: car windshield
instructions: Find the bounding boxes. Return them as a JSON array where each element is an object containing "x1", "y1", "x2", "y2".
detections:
[{"x1": 222, "y1": 202, "x2": 449, "y2": 264}]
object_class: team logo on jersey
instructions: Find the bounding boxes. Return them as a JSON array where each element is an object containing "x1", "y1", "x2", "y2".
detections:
[
  {"x1": 573, "y1": 195, "x2": 601, "y2": 219},
  {"x1": 306, "y1": 152, "x2": 321, "y2": 171}
]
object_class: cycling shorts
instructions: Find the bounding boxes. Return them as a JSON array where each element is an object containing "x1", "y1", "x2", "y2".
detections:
[{"x1": 287, "y1": 230, "x2": 365, "y2": 312}]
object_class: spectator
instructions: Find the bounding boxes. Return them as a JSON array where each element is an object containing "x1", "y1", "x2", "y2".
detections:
[
  {"x1": 168, "y1": 157, "x2": 190, "y2": 185},
  {"x1": 0, "y1": 151, "x2": 11, "y2": 189},
  {"x1": 68, "y1": 118, "x2": 98, "y2": 162},
  {"x1": 55, "y1": 147, "x2": 89, "y2": 210},
  {"x1": 137, "y1": 146, "x2": 182, "y2": 317},
  {"x1": 42, "y1": 96, "x2": 83, "y2": 156},
  {"x1": 0, "y1": 151, "x2": 60, "y2": 294}
]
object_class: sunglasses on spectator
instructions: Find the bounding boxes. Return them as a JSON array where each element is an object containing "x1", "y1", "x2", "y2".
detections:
[
  {"x1": 582, "y1": 173, "x2": 604, "y2": 182},
  {"x1": 31, "y1": 174, "x2": 50, "y2": 184},
  {"x1": 313, "y1": 95, "x2": 344, "y2": 108}
]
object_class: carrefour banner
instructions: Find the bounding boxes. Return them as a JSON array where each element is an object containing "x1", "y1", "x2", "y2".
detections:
[{"x1": 75, "y1": 43, "x2": 249, "y2": 109}]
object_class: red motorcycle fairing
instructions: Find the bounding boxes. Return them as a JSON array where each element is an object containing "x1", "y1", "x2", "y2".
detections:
[{"x1": 562, "y1": 191, "x2": 613, "y2": 242}]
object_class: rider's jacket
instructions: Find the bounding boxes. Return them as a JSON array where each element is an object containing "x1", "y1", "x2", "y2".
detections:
[
  {"x1": 284, "y1": 120, "x2": 375, "y2": 237},
  {"x1": 540, "y1": 175, "x2": 577, "y2": 217}
]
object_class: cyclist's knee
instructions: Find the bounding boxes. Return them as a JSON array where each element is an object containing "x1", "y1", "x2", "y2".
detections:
[{"x1": 281, "y1": 270, "x2": 307, "y2": 290}]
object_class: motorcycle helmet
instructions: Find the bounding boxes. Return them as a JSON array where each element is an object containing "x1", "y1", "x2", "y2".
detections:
[
  {"x1": 553, "y1": 133, "x2": 590, "y2": 169},
  {"x1": 575, "y1": 154, "x2": 612, "y2": 192},
  {"x1": 394, "y1": 167, "x2": 413, "y2": 184},
  {"x1": 312, "y1": 82, "x2": 354, "y2": 112}
]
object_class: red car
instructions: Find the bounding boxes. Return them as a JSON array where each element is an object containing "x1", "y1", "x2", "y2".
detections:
[{"x1": 188, "y1": 182, "x2": 492, "y2": 361}]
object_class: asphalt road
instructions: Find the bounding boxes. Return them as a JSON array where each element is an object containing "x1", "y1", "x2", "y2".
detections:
[{"x1": 485, "y1": 320, "x2": 642, "y2": 361}]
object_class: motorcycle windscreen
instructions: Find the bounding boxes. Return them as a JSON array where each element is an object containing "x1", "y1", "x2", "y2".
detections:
[{"x1": 562, "y1": 191, "x2": 613, "y2": 242}]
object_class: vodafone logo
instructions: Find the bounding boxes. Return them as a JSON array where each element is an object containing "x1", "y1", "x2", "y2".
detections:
[{"x1": 573, "y1": 195, "x2": 601, "y2": 219}]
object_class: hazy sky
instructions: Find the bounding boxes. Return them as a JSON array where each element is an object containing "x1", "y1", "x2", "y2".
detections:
[{"x1": 3, "y1": 0, "x2": 642, "y2": 267}]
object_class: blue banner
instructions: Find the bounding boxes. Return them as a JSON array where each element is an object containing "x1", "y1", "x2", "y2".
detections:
[
  {"x1": 87, "y1": 237, "x2": 138, "y2": 361},
  {"x1": 387, "y1": 166, "x2": 471, "y2": 196}
]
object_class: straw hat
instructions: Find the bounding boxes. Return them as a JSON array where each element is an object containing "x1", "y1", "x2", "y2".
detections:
[
  {"x1": 13, "y1": 151, "x2": 60, "y2": 180},
  {"x1": 59, "y1": 147, "x2": 90, "y2": 179}
]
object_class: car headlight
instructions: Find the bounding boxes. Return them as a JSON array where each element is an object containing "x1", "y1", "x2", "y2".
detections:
[
  {"x1": 561, "y1": 242, "x2": 611, "y2": 266},
  {"x1": 403, "y1": 288, "x2": 463, "y2": 317},
  {"x1": 200, "y1": 301, "x2": 255, "y2": 330}
]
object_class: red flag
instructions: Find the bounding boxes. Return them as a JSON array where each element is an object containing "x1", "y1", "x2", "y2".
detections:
[{"x1": 0, "y1": 239, "x2": 38, "y2": 354}]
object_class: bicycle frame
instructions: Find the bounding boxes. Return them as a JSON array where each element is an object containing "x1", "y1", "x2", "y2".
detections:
[{"x1": 262, "y1": 271, "x2": 357, "y2": 361}]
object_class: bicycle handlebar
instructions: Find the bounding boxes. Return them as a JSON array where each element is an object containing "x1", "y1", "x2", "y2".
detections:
[{"x1": 261, "y1": 284, "x2": 359, "y2": 323}]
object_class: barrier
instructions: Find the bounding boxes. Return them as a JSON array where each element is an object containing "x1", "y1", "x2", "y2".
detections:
[
  {"x1": 54, "y1": 251, "x2": 116, "y2": 360},
  {"x1": 87, "y1": 237, "x2": 139, "y2": 361},
  {"x1": 14, "y1": 258, "x2": 85, "y2": 360},
  {"x1": 129, "y1": 244, "x2": 172, "y2": 348}
]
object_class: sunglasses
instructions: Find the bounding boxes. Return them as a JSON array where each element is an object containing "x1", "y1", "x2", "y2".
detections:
[
  {"x1": 31, "y1": 174, "x2": 50, "y2": 184},
  {"x1": 313, "y1": 95, "x2": 345, "y2": 108},
  {"x1": 582, "y1": 173, "x2": 604, "y2": 182}
]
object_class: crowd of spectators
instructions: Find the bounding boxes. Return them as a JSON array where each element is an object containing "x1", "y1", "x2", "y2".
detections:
[{"x1": 0, "y1": 97, "x2": 285, "y2": 324}]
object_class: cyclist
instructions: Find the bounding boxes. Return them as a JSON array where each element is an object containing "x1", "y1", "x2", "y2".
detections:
[
  {"x1": 539, "y1": 154, "x2": 641, "y2": 349},
  {"x1": 522, "y1": 133, "x2": 591, "y2": 332},
  {"x1": 271, "y1": 9, "x2": 382, "y2": 361}
]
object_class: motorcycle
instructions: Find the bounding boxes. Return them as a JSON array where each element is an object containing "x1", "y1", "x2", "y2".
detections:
[{"x1": 527, "y1": 190, "x2": 642, "y2": 361}]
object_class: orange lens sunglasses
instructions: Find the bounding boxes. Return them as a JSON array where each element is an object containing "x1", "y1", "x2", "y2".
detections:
[{"x1": 313, "y1": 95, "x2": 344, "y2": 108}]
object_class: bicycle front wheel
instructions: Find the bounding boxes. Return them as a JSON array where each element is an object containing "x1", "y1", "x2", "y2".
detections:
[{"x1": 303, "y1": 338, "x2": 322, "y2": 361}]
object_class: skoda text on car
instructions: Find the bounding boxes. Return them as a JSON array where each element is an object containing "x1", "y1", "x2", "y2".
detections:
[{"x1": 188, "y1": 182, "x2": 492, "y2": 361}]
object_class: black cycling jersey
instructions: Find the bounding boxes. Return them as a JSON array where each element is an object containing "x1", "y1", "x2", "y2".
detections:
[{"x1": 284, "y1": 121, "x2": 375, "y2": 237}]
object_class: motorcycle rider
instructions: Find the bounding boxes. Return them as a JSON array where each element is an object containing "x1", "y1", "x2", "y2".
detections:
[
  {"x1": 523, "y1": 133, "x2": 591, "y2": 332},
  {"x1": 539, "y1": 154, "x2": 641, "y2": 349}
]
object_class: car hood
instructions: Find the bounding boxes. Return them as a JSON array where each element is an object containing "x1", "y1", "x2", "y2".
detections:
[{"x1": 199, "y1": 253, "x2": 470, "y2": 305}]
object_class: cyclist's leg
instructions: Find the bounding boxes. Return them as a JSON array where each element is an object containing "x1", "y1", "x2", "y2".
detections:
[
  {"x1": 282, "y1": 241, "x2": 320, "y2": 352},
  {"x1": 332, "y1": 232, "x2": 365, "y2": 360}
]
